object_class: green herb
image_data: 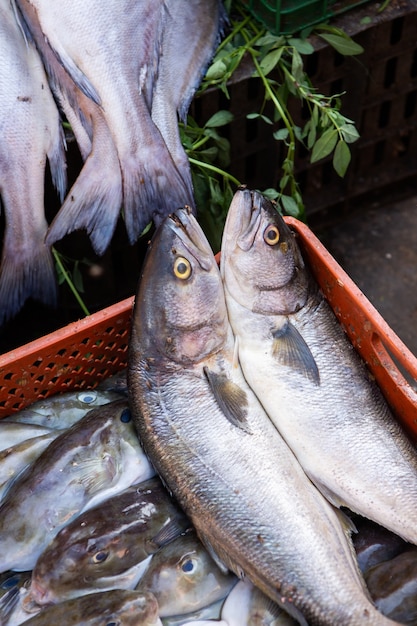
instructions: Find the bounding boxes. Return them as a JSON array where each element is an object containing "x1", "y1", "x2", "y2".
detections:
[{"x1": 53, "y1": 248, "x2": 91, "y2": 316}]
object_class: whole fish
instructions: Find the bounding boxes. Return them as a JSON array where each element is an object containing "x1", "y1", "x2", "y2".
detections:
[
  {"x1": 0, "y1": 399, "x2": 155, "y2": 572},
  {"x1": 220, "y1": 188, "x2": 417, "y2": 546},
  {"x1": 17, "y1": 589, "x2": 163, "y2": 626},
  {"x1": 7, "y1": 387, "x2": 124, "y2": 429},
  {"x1": 16, "y1": 0, "x2": 223, "y2": 251},
  {"x1": 136, "y1": 531, "x2": 237, "y2": 618},
  {"x1": 29, "y1": 477, "x2": 190, "y2": 605},
  {"x1": 0, "y1": 0, "x2": 66, "y2": 324},
  {"x1": 364, "y1": 549, "x2": 417, "y2": 624},
  {"x1": 128, "y1": 207, "x2": 398, "y2": 625}
]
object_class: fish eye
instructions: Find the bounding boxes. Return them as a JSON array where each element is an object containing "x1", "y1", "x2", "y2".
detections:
[
  {"x1": 173, "y1": 256, "x2": 192, "y2": 280},
  {"x1": 120, "y1": 408, "x2": 131, "y2": 423},
  {"x1": 77, "y1": 391, "x2": 97, "y2": 404},
  {"x1": 263, "y1": 224, "x2": 280, "y2": 246},
  {"x1": 92, "y1": 550, "x2": 109, "y2": 564},
  {"x1": 181, "y1": 557, "x2": 197, "y2": 573}
]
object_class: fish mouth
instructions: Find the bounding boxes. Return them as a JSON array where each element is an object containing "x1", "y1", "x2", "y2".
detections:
[
  {"x1": 225, "y1": 188, "x2": 263, "y2": 252},
  {"x1": 24, "y1": 579, "x2": 54, "y2": 609},
  {"x1": 167, "y1": 208, "x2": 214, "y2": 271}
]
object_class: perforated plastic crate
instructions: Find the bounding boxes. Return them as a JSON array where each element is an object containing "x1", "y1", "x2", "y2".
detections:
[
  {"x1": 1, "y1": 218, "x2": 416, "y2": 442},
  {"x1": 241, "y1": 0, "x2": 373, "y2": 34}
]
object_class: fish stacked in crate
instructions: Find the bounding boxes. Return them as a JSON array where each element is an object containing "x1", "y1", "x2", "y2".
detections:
[{"x1": 0, "y1": 0, "x2": 225, "y2": 325}]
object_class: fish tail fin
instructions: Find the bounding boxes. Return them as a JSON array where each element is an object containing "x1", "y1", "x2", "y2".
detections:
[
  {"x1": 121, "y1": 149, "x2": 196, "y2": 244},
  {"x1": 0, "y1": 242, "x2": 57, "y2": 325},
  {"x1": 47, "y1": 124, "x2": 67, "y2": 203},
  {"x1": 46, "y1": 153, "x2": 123, "y2": 256}
]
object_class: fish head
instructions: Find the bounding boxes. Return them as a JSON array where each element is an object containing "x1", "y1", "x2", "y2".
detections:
[
  {"x1": 136, "y1": 532, "x2": 237, "y2": 617},
  {"x1": 221, "y1": 188, "x2": 310, "y2": 315},
  {"x1": 131, "y1": 207, "x2": 228, "y2": 365}
]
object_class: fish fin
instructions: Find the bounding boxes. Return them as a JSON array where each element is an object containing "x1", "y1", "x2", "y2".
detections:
[
  {"x1": 151, "y1": 517, "x2": 192, "y2": 549},
  {"x1": 272, "y1": 320, "x2": 320, "y2": 385},
  {"x1": 203, "y1": 367, "x2": 252, "y2": 434},
  {"x1": 232, "y1": 336, "x2": 240, "y2": 370},
  {"x1": 69, "y1": 452, "x2": 117, "y2": 495},
  {"x1": 199, "y1": 536, "x2": 231, "y2": 576},
  {"x1": 47, "y1": 123, "x2": 68, "y2": 203},
  {"x1": 0, "y1": 587, "x2": 21, "y2": 624},
  {"x1": 46, "y1": 132, "x2": 123, "y2": 255},
  {"x1": 46, "y1": 42, "x2": 101, "y2": 106},
  {"x1": 307, "y1": 474, "x2": 349, "y2": 511},
  {"x1": 0, "y1": 243, "x2": 57, "y2": 325}
]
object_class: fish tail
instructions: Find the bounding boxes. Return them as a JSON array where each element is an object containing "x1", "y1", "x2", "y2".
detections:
[
  {"x1": 121, "y1": 152, "x2": 196, "y2": 244},
  {"x1": 0, "y1": 241, "x2": 57, "y2": 325},
  {"x1": 46, "y1": 154, "x2": 123, "y2": 256}
]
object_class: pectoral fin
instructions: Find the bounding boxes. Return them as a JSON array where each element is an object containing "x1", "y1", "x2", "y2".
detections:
[
  {"x1": 272, "y1": 320, "x2": 320, "y2": 385},
  {"x1": 151, "y1": 515, "x2": 191, "y2": 548},
  {"x1": 203, "y1": 367, "x2": 251, "y2": 434}
]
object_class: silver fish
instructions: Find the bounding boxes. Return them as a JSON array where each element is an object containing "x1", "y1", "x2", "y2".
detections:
[
  {"x1": 0, "y1": 0, "x2": 66, "y2": 324},
  {"x1": 16, "y1": 589, "x2": 163, "y2": 626},
  {"x1": 220, "y1": 188, "x2": 417, "y2": 546},
  {"x1": 128, "y1": 208, "x2": 397, "y2": 625},
  {"x1": 0, "y1": 422, "x2": 55, "y2": 450},
  {"x1": 0, "y1": 399, "x2": 155, "y2": 572},
  {"x1": 136, "y1": 531, "x2": 237, "y2": 618},
  {"x1": 15, "y1": 0, "x2": 223, "y2": 252},
  {"x1": 7, "y1": 388, "x2": 124, "y2": 429},
  {"x1": 29, "y1": 477, "x2": 190, "y2": 605}
]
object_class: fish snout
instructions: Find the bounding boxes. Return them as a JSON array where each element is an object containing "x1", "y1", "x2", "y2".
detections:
[{"x1": 26, "y1": 578, "x2": 55, "y2": 607}]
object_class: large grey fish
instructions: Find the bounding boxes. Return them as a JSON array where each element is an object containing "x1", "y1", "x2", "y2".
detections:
[
  {"x1": 16, "y1": 0, "x2": 223, "y2": 251},
  {"x1": 0, "y1": 399, "x2": 155, "y2": 572},
  {"x1": 0, "y1": 0, "x2": 66, "y2": 324},
  {"x1": 136, "y1": 530, "x2": 237, "y2": 618},
  {"x1": 220, "y1": 188, "x2": 417, "y2": 546},
  {"x1": 28, "y1": 477, "x2": 190, "y2": 605},
  {"x1": 128, "y1": 207, "x2": 398, "y2": 625},
  {"x1": 16, "y1": 589, "x2": 163, "y2": 626},
  {"x1": 7, "y1": 387, "x2": 125, "y2": 429}
]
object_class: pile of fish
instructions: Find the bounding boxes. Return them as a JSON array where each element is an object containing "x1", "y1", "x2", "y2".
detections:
[
  {"x1": 0, "y1": 0, "x2": 225, "y2": 324},
  {"x1": 1, "y1": 374, "x2": 417, "y2": 626},
  {"x1": 128, "y1": 189, "x2": 417, "y2": 625},
  {"x1": 2, "y1": 189, "x2": 417, "y2": 625}
]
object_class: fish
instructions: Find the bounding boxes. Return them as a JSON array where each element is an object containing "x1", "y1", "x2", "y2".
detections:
[
  {"x1": 136, "y1": 530, "x2": 237, "y2": 618},
  {"x1": 14, "y1": 589, "x2": 163, "y2": 626},
  {"x1": 28, "y1": 476, "x2": 190, "y2": 605},
  {"x1": 7, "y1": 387, "x2": 124, "y2": 429},
  {"x1": 0, "y1": 571, "x2": 32, "y2": 626},
  {"x1": 220, "y1": 187, "x2": 417, "y2": 546},
  {"x1": 128, "y1": 207, "x2": 398, "y2": 625},
  {"x1": 16, "y1": 0, "x2": 224, "y2": 253},
  {"x1": 0, "y1": 422, "x2": 56, "y2": 451},
  {"x1": 0, "y1": 399, "x2": 155, "y2": 572},
  {"x1": 0, "y1": 431, "x2": 61, "y2": 502},
  {"x1": 0, "y1": 0, "x2": 66, "y2": 324},
  {"x1": 364, "y1": 548, "x2": 417, "y2": 624}
]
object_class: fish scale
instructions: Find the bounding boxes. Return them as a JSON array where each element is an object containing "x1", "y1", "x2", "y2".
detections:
[
  {"x1": 220, "y1": 187, "x2": 417, "y2": 548},
  {"x1": 128, "y1": 207, "x2": 400, "y2": 625}
]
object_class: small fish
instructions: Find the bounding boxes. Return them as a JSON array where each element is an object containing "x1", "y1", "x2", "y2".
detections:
[
  {"x1": 29, "y1": 476, "x2": 190, "y2": 604},
  {"x1": 7, "y1": 388, "x2": 124, "y2": 429},
  {"x1": 365, "y1": 548, "x2": 417, "y2": 624},
  {"x1": 220, "y1": 188, "x2": 417, "y2": 546},
  {"x1": 128, "y1": 207, "x2": 398, "y2": 625},
  {"x1": 0, "y1": 399, "x2": 155, "y2": 572},
  {"x1": 0, "y1": 0, "x2": 66, "y2": 324},
  {"x1": 16, "y1": 589, "x2": 163, "y2": 626},
  {"x1": 136, "y1": 531, "x2": 237, "y2": 618}
]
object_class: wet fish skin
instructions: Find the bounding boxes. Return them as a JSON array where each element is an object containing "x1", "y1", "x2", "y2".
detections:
[
  {"x1": 18, "y1": 0, "x2": 198, "y2": 249},
  {"x1": 7, "y1": 388, "x2": 124, "y2": 429},
  {"x1": 136, "y1": 530, "x2": 238, "y2": 618},
  {"x1": 17, "y1": 589, "x2": 163, "y2": 626},
  {"x1": 0, "y1": 0, "x2": 66, "y2": 324},
  {"x1": 128, "y1": 208, "x2": 398, "y2": 625},
  {"x1": 0, "y1": 570, "x2": 32, "y2": 626},
  {"x1": 0, "y1": 399, "x2": 155, "y2": 573},
  {"x1": 29, "y1": 477, "x2": 190, "y2": 604},
  {"x1": 0, "y1": 422, "x2": 56, "y2": 451},
  {"x1": 220, "y1": 188, "x2": 417, "y2": 546}
]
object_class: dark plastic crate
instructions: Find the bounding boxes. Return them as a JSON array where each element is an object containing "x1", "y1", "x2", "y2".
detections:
[{"x1": 241, "y1": 0, "x2": 373, "y2": 34}]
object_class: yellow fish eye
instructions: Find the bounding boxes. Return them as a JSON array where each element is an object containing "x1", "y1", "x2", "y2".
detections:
[
  {"x1": 174, "y1": 256, "x2": 192, "y2": 279},
  {"x1": 263, "y1": 224, "x2": 280, "y2": 246}
]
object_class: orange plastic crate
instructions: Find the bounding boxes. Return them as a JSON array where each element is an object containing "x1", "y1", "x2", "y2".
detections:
[{"x1": 1, "y1": 218, "x2": 416, "y2": 440}]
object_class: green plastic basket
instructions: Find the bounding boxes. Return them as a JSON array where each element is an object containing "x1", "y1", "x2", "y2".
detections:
[{"x1": 241, "y1": 0, "x2": 372, "y2": 34}]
